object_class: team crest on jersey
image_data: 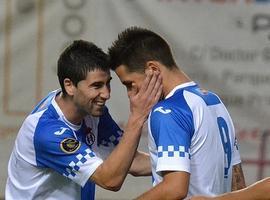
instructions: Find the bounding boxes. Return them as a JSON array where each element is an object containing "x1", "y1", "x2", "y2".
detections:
[
  {"x1": 60, "y1": 138, "x2": 81, "y2": 154},
  {"x1": 85, "y1": 127, "x2": 95, "y2": 146}
]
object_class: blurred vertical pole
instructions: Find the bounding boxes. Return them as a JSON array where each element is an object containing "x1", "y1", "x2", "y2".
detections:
[
  {"x1": 3, "y1": 0, "x2": 12, "y2": 114},
  {"x1": 36, "y1": 0, "x2": 44, "y2": 103},
  {"x1": 257, "y1": 130, "x2": 270, "y2": 180}
]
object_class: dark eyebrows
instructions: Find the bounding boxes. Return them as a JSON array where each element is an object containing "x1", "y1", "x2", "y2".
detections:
[
  {"x1": 122, "y1": 81, "x2": 133, "y2": 89},
  {"x1": 89, "y1": 77, "x2": 112, "y2": 87},
  {"x1": 122, "y1": 80, "x2": 132, "y2": 86},
  {"x1": 89, "y1": 81, "x2": 103, "y2": 86}
]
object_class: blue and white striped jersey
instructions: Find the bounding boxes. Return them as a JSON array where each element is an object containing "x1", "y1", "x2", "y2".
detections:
[
  {"x1": 148, "y1": 82, "x2": 241, "y2": 197},
  {"x1": 6, "y1": 90, "x2": 123, "y2": 200}
]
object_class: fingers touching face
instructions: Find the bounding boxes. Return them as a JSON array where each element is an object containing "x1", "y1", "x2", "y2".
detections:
[{"x1": 115, "y1": 64, "x2": 162, "y2": 96}]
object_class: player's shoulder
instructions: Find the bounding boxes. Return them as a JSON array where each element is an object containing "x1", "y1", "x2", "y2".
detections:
[
  {"x1": 151, "y1": 88, "x2": 192, "y2": 117},
  {"x1": 152, "y1": 101, "x2": 173, "y2": 116},
  {"x1": 183, "y1": 86, "x2": 222, "y2": 106},
  {"x1": 24, "y1": 90, "x2": 61, "y2": 127},
  {"x1": 31, "y1": 89, "x2": 59, "y2": 114},
  {"x1": 34, "y1": 116, "x2": 74, "y2": 144}
]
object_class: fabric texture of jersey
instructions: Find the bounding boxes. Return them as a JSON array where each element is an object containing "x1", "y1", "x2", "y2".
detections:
[
  {"x1": 5, "y1": 90, "x2": 123, "y2": 200},
  {"x1": 148, "y1": 82, "x2": 241, "y2": 198}
]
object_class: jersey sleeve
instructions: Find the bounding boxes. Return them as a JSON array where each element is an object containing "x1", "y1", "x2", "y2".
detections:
[
  {"x1": 34, "y1": 120, "x2": 103, "y2": 187},
  {"x1": 231, "y1": 136, "x2": 241, "y2": 165},
  {"x1": 150, "y1": 105, "x2": 194, "y2": 174}
]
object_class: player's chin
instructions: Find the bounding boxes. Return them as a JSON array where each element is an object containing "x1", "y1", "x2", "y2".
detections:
[{"x1": 89, "y1": 107, "x2": 104, "y2": 117}]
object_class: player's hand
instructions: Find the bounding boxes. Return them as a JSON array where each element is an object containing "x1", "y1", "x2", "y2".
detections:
[{"x1": 128, "y1": 70, "x2": 162, "y2": 123}]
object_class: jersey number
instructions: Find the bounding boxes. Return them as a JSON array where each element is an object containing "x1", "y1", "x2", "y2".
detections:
[{"x1": 217, "y1": 117, "x2": 232, "y2": 178}]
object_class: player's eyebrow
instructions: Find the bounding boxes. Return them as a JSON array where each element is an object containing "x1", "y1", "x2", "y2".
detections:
[
  {"x1": 89, "y1": 77, "x2": 112, "y2": 87},
  {"x1": 122, "y1": 81, "x2": 132, "y2": 87},
  {"x1": 122, "y1": 80, "x2": 132, "y2": 86}
]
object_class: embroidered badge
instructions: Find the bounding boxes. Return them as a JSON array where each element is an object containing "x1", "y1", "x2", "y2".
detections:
[
  {"x1": 60, "y1": 138, "x2": 81, "y2": 154},
  {"x1": 85, "y1": 127, "x2": 95, "y2": 146}
]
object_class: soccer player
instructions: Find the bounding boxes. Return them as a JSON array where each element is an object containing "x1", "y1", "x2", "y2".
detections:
[
  {"x1": 5, "y1": 40, "x2": 162, "y2": 200},
  {"x1": 108, "y1": 27, "x2": 246, "y2": 199},
  {"x1": 190, "y1": 177, "x2": 270, "y2": 200}
]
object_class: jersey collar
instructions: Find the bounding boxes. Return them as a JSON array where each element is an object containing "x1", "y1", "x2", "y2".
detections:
[
  {"x1": 165, "y1": 81, "x2": 196, "y2": 99},
  {"x1": 51, "y1": 90, "x2": 82, "y2": 131}
]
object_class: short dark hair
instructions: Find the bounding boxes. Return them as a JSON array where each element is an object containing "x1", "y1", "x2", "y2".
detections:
[
  {"x1": 57, "y1": 40, "x2": 109, "y2": 95},
  {"x1": 108, "y1": 27, "x2": 176, "y2": 73}
]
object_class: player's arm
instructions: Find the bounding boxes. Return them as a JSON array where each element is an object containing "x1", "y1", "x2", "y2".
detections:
[
  {"x1": 136, "y1": 171, "x2": 190, "y2": 200},
  {"x1": 190, "y1": 177, "x2": 270, "y2": 200},
  {"x1": 90, "y1": 71, "x2": 162, "y2": 191},
  {"x1": 231, "y1": 163, "x2": 246, "y2": 191},
  {"x1": 129, "y1": 150, "x2": 151, "y2": 176}
]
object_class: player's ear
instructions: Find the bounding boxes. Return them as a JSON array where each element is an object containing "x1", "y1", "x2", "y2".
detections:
[
  {"x1": 64, "y1": 78, "x2": 76, "y2": 96},
  {"x1": 144, "y1": 61, "x2": 161, "y2": 74}
]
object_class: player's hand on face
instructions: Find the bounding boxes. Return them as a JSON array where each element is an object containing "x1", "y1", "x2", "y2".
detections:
[{"x1": 128, "y1": 70, "x2": 162, "y2": 122}]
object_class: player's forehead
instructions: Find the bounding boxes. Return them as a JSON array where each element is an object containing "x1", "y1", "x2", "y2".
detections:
[
  {"x1": 115, "y1": 65, "x2": 144, "y2": 82},
  {"x1": 84, "y1": 69, "x2": 111, "y2": 83}
]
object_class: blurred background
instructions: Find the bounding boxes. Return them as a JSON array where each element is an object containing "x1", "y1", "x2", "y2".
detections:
[{"x1": 0, "y1": 0, "x2": 270, "y2": 199}]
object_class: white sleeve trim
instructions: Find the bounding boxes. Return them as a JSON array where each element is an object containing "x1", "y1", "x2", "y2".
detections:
[
  {"x1": 156, "y1": 164, "x2": 190, "y2": 173},
  {"x1": 80, "y1": 159, "x2": 103, "y2": 187}
]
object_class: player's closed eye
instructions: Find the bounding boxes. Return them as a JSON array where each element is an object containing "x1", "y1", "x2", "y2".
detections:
[{"x1": 125, "y1": 83, "x2": 133, "y2": 91}]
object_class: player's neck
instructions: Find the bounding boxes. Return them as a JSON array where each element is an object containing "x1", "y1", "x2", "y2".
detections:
[
  {"x1": 162, "y1": 68, "x2": 192, "y2": 97},
  {"x1": 55, "y1": 93, "x2": 84, "y2": 125}
]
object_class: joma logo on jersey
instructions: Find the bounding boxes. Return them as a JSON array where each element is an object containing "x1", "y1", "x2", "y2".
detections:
[
  {"x1": 54, "y1": 127, "x2": 68, "y2": 135},
  {"x1": 154, "y1": 106, "x2": 172, "y2": 114}
]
